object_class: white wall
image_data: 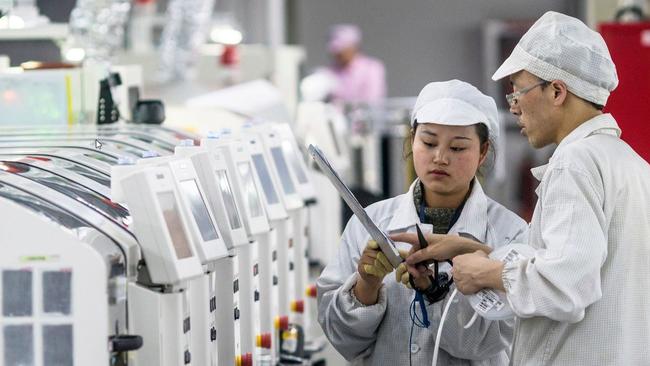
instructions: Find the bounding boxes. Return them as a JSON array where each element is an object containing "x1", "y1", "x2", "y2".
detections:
[{"x1": 289, "y1": 0, "x2": 582, "y2": 97}]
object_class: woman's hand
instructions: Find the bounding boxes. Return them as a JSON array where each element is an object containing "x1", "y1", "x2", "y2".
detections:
[
  {"x1": 395, "y1": 242, "x2": 432, "y2": 290},
  {"x1": 354, "y1": 240, "x2": 394, "y2": 305}
]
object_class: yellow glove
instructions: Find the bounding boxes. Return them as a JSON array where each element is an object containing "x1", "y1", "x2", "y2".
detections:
[
  {"x1": 361, "y1": 240, "x2": 394, "y2": 278},
  {"x1": 395, "y1": 249, "x2": 411, "y2": 288}
]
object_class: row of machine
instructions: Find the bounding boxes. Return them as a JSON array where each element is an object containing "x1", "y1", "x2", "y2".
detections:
[{"x1": 0, "y1": 120, "x2": 331, "y2": 366}]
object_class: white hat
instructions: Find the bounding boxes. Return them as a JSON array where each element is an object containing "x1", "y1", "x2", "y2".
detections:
[
  {"x1": 492, "y1": 11, "x2": 618, "y2": 106},
  {"x1": 411, "y1": 80, "x2": 499, "y2": 140},
  {"x1": 328, "y1": 24, "x2": 362, "y2": 53}
]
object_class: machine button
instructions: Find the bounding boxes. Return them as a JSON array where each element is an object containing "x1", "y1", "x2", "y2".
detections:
[
  {"x1": 184, "y1": 350, "x2": 191, "y2": 364},
  {"x1": 254, "y1": 290, "x2": 260, "y2": 302},
  {"x1": 183, "y1": 317, "x2": 191, "y2": 333},
  {"x1": 234, "y1": 307, "x2": 240, "y2": 320},
  {"x1": 210, "y1": 297, "x2": 216, "y2": 312},
  {"x1": 289, "y1": 262, "x2": 294, "y2": 271},
  {"x1": 210, "y1": 327, "x2": 217, "y2": 341},
  {"x1": 272, "y1": 275, "x2": 279, "y2": 286}
]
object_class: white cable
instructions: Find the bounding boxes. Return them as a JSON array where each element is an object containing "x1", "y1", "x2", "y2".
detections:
[
  {"x1": 464, "y1": 312, "x2": 479, "y2": 329},
  {"x1": 431, "y1": 288, "x2": 459, "y2": 366}
]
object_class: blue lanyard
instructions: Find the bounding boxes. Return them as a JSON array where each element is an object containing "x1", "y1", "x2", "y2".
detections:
[{"x1": 411, "y1": 184, "x2": 467, "y2": 328}]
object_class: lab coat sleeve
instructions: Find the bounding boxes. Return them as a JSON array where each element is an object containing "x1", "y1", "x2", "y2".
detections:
[
  {"x1": 316, "y1": 218, "x2": 388, "y2": 361},
  {"x1": 436, "y1": 226, "x2": 526, "y2": 359},
  {"x1": 502, "y1": 166, "x2": 606, "y2": 323}
]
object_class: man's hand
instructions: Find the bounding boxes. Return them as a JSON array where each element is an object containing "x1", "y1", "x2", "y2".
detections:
[
  {"x1": 451, "y1": 251, "x2": 505, "y2": 295},
  {"x1": 390, "y1": 232, "x2": 492, "y2": 265}
]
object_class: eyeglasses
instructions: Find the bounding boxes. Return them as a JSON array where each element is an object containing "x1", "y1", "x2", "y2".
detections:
[{"x1": 505, "y1": 80, "x2": 549, "y2": 107}]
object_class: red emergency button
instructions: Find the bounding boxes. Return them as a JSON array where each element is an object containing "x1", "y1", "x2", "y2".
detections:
[
  {"x1": 274, "y1": 315, "x2": 289, "y2": 330},
  {"x1": 256, "y1": 333, "x2": 272, "y2": 349},
  {"x1": 291, "y1": 299, "x2": 305, "y2": 314},
  {"x1": 305, "y1": 285, "x2": 317, "y2": 298},
  {"x1": 242, "y1": 353, "x2": 253, "y2": 366}
]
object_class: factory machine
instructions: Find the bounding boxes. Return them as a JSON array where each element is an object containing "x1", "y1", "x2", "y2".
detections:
[
  {"x1": 200, "y1": 132, "x2": 272, "y2": 366},
  {"x1": 0, "y1": 122, "x2": 325, "y2": 365},
  {"x1": 238, "y1": 127, "x2": 294, "y2": 363},
  {"x1": 0, "y1": 162, "x2": 142, "y2": 366}
]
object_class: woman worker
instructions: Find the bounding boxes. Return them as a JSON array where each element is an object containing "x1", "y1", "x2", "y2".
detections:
[{"x1": 316, "y1": 80, "x2": 528, "y2": 365}]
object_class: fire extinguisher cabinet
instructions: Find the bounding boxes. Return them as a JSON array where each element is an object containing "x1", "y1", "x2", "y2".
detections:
[{"x1": 599, "y1": 22, "x2": 650, "y2": 163}]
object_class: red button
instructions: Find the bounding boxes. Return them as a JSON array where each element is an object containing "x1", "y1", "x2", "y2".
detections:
[
  {"x1": 305, "y1": 285, "x2": 317, "y2": 298},
  {"x1": 274, "y1": 315, "x2": 289, "y2": 330},
  {"x1": 256, "y1": 333, "x2": 272, "y2": 349},
  {"x1": 291, "y1": 300, "x2": 305, "y2": 314}
]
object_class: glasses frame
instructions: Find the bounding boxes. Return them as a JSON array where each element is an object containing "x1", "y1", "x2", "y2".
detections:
[{"x1": 505, "y1": 80, "x2": 549, "y2": 107}]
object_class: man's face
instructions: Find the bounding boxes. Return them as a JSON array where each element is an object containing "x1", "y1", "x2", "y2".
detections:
[
  {"x1": 508, "y1": 71, "x2": 558, "y2": 148},
  {"x1": 333, "y1": 46, "x2": 358, "y2": 67}
]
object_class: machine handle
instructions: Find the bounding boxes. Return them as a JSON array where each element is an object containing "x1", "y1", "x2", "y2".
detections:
[{"x1": 110, "y1": 335, "x2": 144, "y2": 352}]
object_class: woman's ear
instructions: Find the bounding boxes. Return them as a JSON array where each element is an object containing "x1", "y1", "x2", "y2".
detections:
[{"x1": 478, "y1": 141, "x2": 489, "y2": 166}]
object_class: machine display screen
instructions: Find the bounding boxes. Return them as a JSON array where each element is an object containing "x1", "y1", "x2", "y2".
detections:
[
  {"x1": 43, "y1": 270, "x2": 72, "y2": 315},
  {"x1": 282, "y1": 141, "x2": 309, "y2": 185},
  {"x1": 236, "y1": 162, "x2": 264, "y2": 218},
  {"x1": 180, "y1": 179, "x2": 219, "y2": 242},
  {"x1": 3, "y1": 270, "x2": 32, "y2": 317},
  {"x1": 251, "y1": 154, "x2": 280, "y2": 205},
  {"x1": 216, "y1": 169, "x2": 242, "y2": 230},
  {"x1": 271, "y1": 147, "x2": 296, "y2": 194},
  {"x1": 158, "y1": 191, "x2": 193, "y2": 259}
]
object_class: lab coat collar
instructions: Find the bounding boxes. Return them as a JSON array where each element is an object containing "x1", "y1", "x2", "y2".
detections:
[
  {"x1": 554, "y1": 113, "x2": 620, "y2": 155},
  {"x1": 530, "y1": 114, "x2": 620, "y2": 182},
  {"x1": 386, "y1": 178, "x2": 488, "y2": 242}
]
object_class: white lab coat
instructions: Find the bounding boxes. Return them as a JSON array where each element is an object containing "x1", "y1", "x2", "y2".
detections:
[
  {"x1": 502, "y1": 114, "x2": 650, "y2": 365},
  {"x1": 317, "y1": 179, "x2": 528, "y2": 365}
]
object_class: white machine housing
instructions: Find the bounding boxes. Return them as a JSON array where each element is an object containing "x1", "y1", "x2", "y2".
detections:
[
  {"x1": 119, "y1": 165, "x2": 203, "y2": 284},
  {"x1": 0, "y1": 198, "x2": 109, "y2": 366}
]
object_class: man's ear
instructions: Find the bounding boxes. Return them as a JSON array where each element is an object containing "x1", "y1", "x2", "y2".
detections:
[{"x1": 551, "y1": 80, "x2": 568, "y2": 106}]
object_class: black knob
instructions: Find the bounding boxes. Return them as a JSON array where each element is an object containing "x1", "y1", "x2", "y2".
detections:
[{"x1": 110, "y1": 335, "x2": 143, "y2": 352}]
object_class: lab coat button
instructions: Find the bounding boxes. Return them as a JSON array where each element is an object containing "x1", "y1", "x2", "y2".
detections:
[{"x1": 410, "y1": 344, "x2": 420, "y2": 354}]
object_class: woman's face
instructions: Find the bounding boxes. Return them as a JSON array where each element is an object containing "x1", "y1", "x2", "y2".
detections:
[{"x1": 412, "y1": 123, "x2": 487, "y2": 204}]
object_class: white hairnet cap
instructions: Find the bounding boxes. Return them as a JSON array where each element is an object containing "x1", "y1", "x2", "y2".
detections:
[
  {"x1": 328, "y1": 24, "x2": 362, "y2": 53},
  {"x1": 411, "y1": 80, "x2": 499, "y2": 140},
  {"x1": 492, "y1": 11, "x2": 618, "y2": 106}
]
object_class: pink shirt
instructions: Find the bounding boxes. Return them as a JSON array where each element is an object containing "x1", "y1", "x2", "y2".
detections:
[{"x1": 328, "y1": 54, "x2": 386, "y2": 105}]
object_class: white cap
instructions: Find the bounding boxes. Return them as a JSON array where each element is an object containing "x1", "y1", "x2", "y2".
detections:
[
  {"x1": 328, "y1": 24, "x2": 362, "y2": 53},
  {"x1": 492, "y1": 11, "x2": 618, "y2": 106},
  {"x1": 411, "y1": 80, "x2": 499, "y2": 140}
]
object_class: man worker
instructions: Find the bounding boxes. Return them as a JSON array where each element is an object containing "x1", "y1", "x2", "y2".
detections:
[
  {"x1": 325, "y1": 24, "x2": 386, "y2": 106},
  {"x1": 395, "y1": 11, "x2": 650, "y2": 365}
]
